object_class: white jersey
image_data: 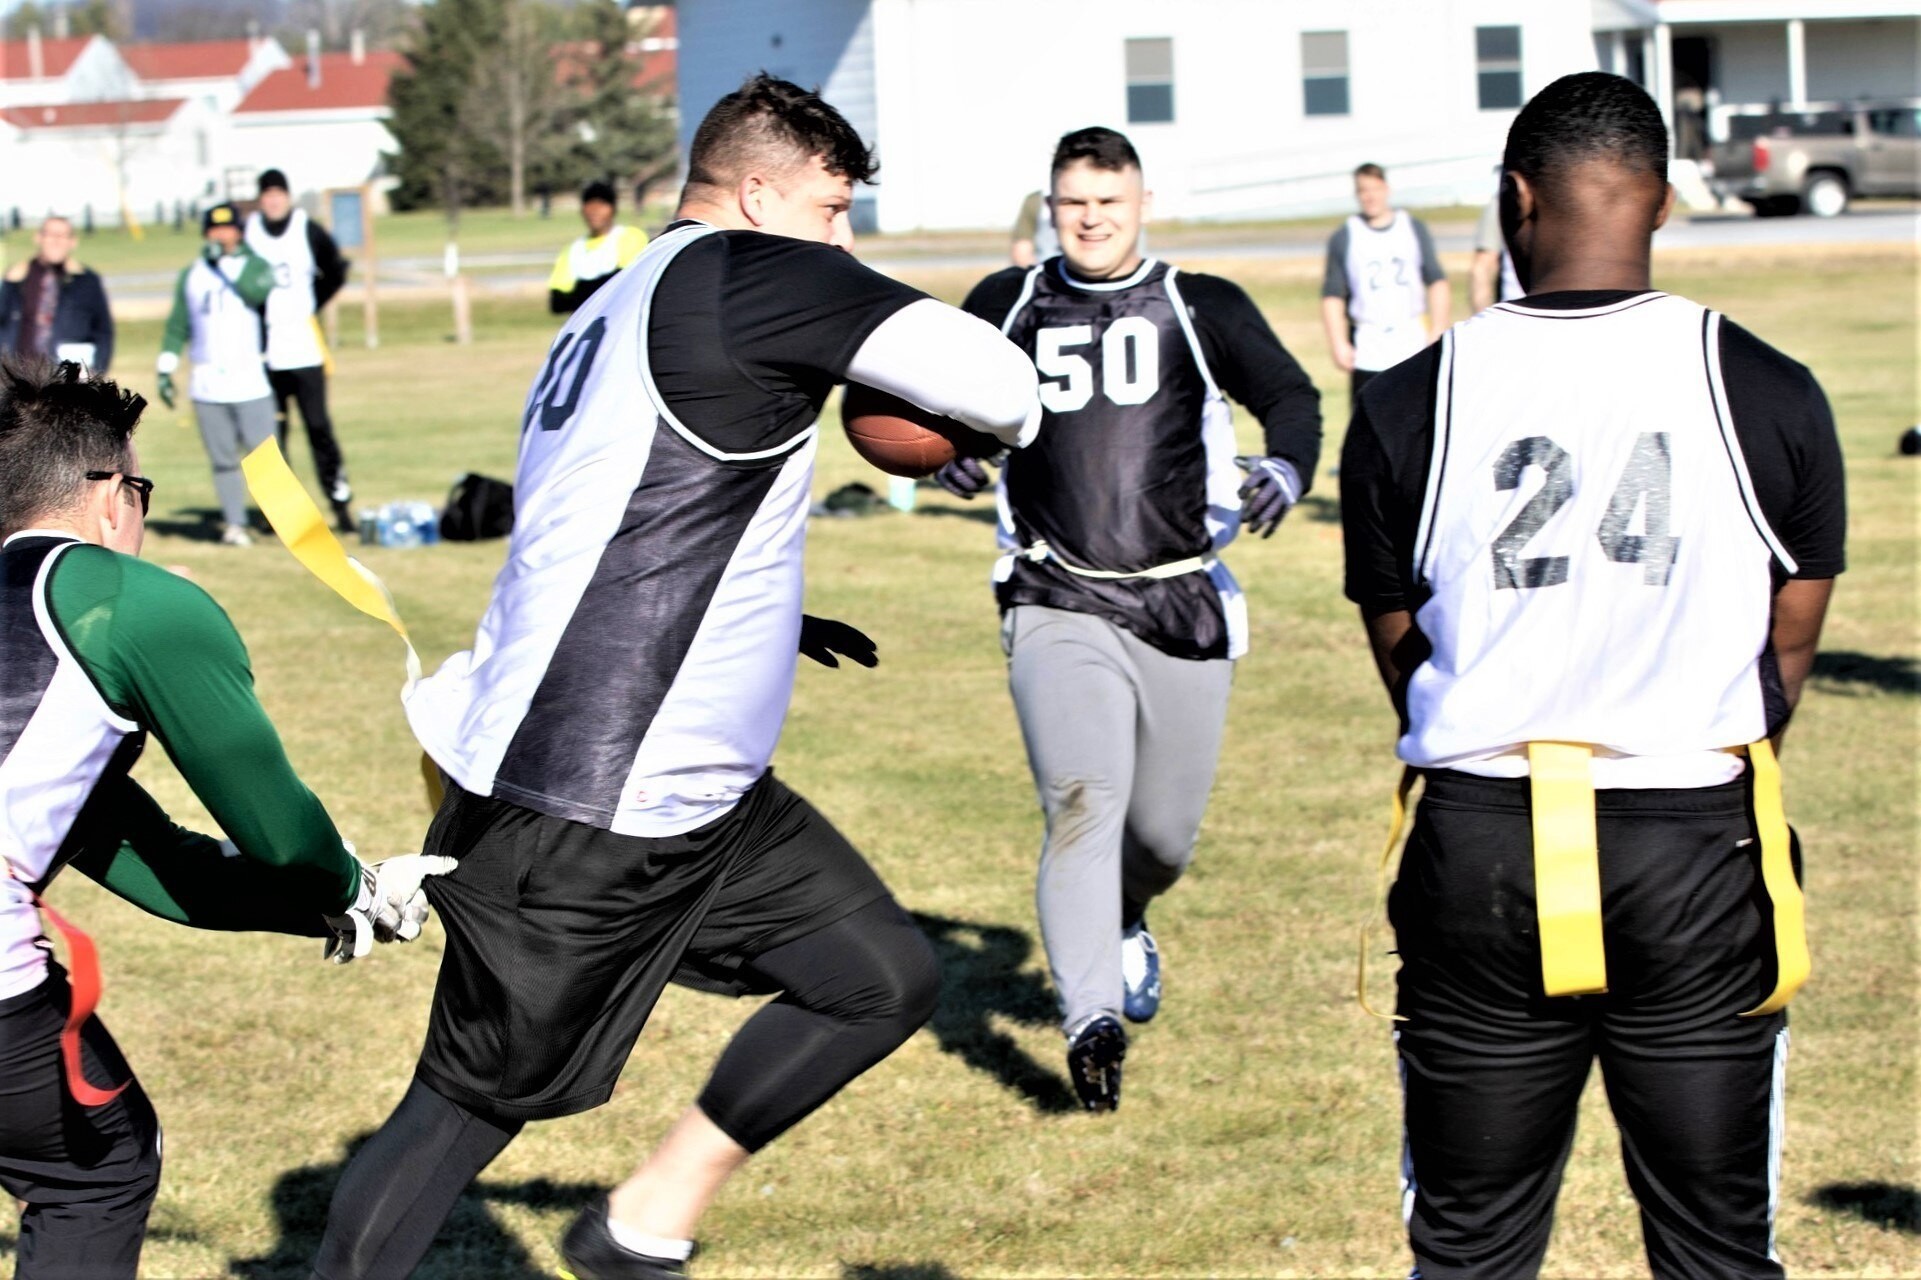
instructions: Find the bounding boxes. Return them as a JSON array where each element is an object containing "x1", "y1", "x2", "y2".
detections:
[
  {"x1": 0, "y1": 535, "x2": 141, "y2": 1000},
  {"x1": 184, "y1": 255, "x2": 271, "y2": 403},
  {"x1": 1401, "y1": 293, "x2": 1793, "y2": 788},
  {"x1": 245, "y1": 208, "x2": 325, "y2": 371},
  {"x1": 1343, "y1": 212, "x2": 1430, "y2": 371},
  {"x1": 407, "y1": 223, "x2": 818, "y2": 837}
]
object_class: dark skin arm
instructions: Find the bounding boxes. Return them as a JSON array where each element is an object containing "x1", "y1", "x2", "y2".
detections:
[
  {"x1": 1360, "y1": 606, "x2": 1430, "y2": 735},
  {"x1": 1768, "y1": 577, "x2": 1833, "y2": 753}
]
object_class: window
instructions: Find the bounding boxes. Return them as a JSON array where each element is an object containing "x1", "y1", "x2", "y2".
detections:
[
  {"x1": 1125, "y1": 37, "x2": 1174, "y2": 124},
  {"x1": 1302, "y1": 31, "x2": 1349, "y2": 117},
  {"x1": 1476, "y1": 25, "x2": 1523, "y2": 110},
  {"x1": 1868, "y1": 107, "x2": 1921, "y2": 138}
]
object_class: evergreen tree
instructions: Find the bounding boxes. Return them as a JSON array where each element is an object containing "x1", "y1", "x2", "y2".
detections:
[
  {"x1": 385, "y1": 0, "x2": 505, "y2": 223},
  {"x1": 566, "y1": 0, "x2": 677, "y2": 205}
]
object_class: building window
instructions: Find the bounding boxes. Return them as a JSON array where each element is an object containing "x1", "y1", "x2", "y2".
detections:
[
  {"x1": 1301, "y1": 31, "x2": 1349, "y2": 116},
  {"x1": 1477, "y1": 25, "x2": 1524, "y2": 109},
  {"x1": 1125, "y1": 37, "x2": 1174, "y2": 124}
]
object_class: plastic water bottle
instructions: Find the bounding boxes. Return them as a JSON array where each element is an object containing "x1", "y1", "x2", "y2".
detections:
[
  {"x1": 411, "y1": 501, "x2": 441, "y2": 545},
  {"x1": 377, "y1": 501, "x2": 421, "y2": 549}
]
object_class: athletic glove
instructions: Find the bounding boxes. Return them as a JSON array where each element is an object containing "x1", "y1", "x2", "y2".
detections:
[
  {"x1": 1236, "y1": 456, "x2": 1304, "y2": 539},
  {"x1": 156, "y1": 352, "x2": 179, "y2": 409},
  {"x1": 322, "y1": 852, "x2": 458, "y2": 962},
  {"x1": 799, "y1": 615, "x2": 878, "y2": 669},
  {"x1": 156, "y1": 373, "x2": 175, "y2": 410},
  {"x1": 934, "y1": 456, "x2": 992, "y2": 500},
  {"x1": 322, "y1": 859, "x2": 382, "y2": 964}
]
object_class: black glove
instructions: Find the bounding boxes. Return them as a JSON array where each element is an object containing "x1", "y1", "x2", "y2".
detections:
[
  {"x1": 799, "y1": 615, "x2": 878, "y2": 669},
  {"x1": 1235, "y1": 456, "x2": 1304, "y2": 539},
  {"x1": 934, "y1": 456, "x2": 992, "y2": 500},
  {"x1": 156, "y1": 372, "x2": 176, "y2": 410}
]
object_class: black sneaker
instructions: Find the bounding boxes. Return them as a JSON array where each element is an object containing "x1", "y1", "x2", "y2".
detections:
[
  {"x1": 1066, "y1": 1015, "x2": 1127, "y2": 1112},
  {"x1": 330, "y1": 499, "x2": 355, "y2": 537},
  {"x1": 557, "y1": 1201, "x2": 691, "y2": 1280}
]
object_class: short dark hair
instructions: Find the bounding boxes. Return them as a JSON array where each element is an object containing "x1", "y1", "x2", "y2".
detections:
[
  {"x1": 0, "y1": 357, "x2": 145, "y2": 535},
  {"x1": 581, "y1": 179, "x2": 618, "y2": 207},
  {"x1": 1051, "y1": 127, "x2": 1140, "y2": 177},
  {"x1": 1504, "y1": 72, "x2": 1668, "y2": 197},
  {"x1": 685, "y1": 73, "x2": 878, "y2": 193},
  {"x1": 1354, "y1": 162, "x2": 1386, "y2": 181}
]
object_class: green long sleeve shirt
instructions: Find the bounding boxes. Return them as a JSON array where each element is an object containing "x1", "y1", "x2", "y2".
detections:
[
  {"x1": 160, "y1": 244, "x2": 275, "y2": 358},
  {"x1": 48, "y1": 544, "x2": 359, "y2": 935}
]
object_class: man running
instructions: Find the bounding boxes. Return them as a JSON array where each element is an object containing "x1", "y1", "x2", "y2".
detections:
[
  {"x1": 1340, "y1": 73, "x2": 1844, "y2": 1278},
  {"x1": 312, "y1": 74, "x2": 1038, "y2": 1280},
  {"x1": 0, "y1": 356, "x2": 435, "y2": 1280},
  {"x1": 937, "y1": 126, "x2": 1321, "y2": 1111}
]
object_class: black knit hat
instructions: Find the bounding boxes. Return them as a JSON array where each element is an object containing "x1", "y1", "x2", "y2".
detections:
[{"x1": 257, "y1": 168, "x2": 290, "y2": 195}]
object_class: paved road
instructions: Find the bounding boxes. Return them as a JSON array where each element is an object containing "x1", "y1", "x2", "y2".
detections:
[{"x1": 107, "y1": 205, "x2": 1916, "y2": 306}]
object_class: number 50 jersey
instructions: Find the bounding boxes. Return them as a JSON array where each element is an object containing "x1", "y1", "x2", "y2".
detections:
[{"x1": 1400, "y1": 292, "x2": 1837, "y2": 786}]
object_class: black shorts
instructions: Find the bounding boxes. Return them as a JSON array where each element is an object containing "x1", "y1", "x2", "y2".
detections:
[{"x1": 416, "y1": 770, "x2": 892, "y2": 1121}]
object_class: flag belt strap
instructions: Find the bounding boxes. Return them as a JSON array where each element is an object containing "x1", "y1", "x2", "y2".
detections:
[
  {"x1": 1009, "y1": 539, "x2": 1213, "y2": 581},
  {"x1": 1359, "y1": 740, "x2": 1807, "y2": 1019},
  {"x1": 2, "y1": 863, "x2": 126, "y2": 1107}
]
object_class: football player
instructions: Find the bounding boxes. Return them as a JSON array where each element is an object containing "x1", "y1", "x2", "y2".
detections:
[
  {"x1": 1320, "y1": 163, "x2": 1450, "y2": 401},
  {"x1": 937, "y1": 126, "x2": 1321, "y2": 1110}
]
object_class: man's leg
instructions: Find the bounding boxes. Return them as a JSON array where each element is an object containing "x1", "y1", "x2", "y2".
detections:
[
  {"x1": 1392, "y1": 771, "x2": 1596, "y2": 1280},
  {"x1": 193, "y1": 400, "x2": 251, "y2": 531},
  {"x1": 1008, "y1": 606, "x2": 1138, "y2": 1034},
  {"x1": 1118, "y1": 634, "x2": 1233, "y2": 916},
  {"x1": 269, "y1": 366, "x2": 297, "y2": 453},
  {"x1": 287, "y1": 365, "x2": 352, "y2": 511},
  {"x1": 1593, "y1": 784, "x2": 1790, "y2": 1280},
  {"x1": 0, "y1": 981, "x2": 162, "y2": 1280},
  {"x1": 310, "y1": 1079, "x2": 522, "y2": 1280},
  {"x1": 606, "y1": 896, "x2": 939, "y2": 1239}
]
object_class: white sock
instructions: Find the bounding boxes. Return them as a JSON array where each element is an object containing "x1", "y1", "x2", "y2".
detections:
[{"x1": 606, "y1": 1216, "x2": 694, "y2": 1262}]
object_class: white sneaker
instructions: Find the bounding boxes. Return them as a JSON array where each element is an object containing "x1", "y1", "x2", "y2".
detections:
[{"x1": 220, "y1": 524, "x2": 253, "y2": 547}]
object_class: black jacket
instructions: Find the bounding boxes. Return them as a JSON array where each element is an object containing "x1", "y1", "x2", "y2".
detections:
[{"x1": 0, "y1": 259, "x2": 115, "y2": 374}]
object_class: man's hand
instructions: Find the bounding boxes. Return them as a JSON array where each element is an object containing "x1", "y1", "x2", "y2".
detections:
[
  {"x1": 1236, "y1": 456, "x2": 1304, "y2": 538},
  {"x1": 1330, "y1": 338, "x2": 1356, "y2": 374},
  {"x1": 367, "y1": 854, "x2": 458, "y2": 941},
  {"x1": 156, "y1": 372, "x2": 176, "y2": 409},
  {"x1": 799, "y1": 615, "x2": 878, "y2": 669},
  {"x1": 323, "y1": 862, "x2": 382, "y2": 964},
  {"x1": 934, "y1": 456, "x2": 992, "y2": 500}
]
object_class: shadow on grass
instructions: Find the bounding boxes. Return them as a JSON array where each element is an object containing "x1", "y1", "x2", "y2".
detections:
[
  {"x1": 1809, "y1": 1181, "x2": 1921, "y2": 1234},
  {"x1": 910, "y1": 911, "x2": 1077, "y2": 1114},
  {"x1": 912, "y1": 503, "x2": 999, "y2": 525},
  {"x1": 1295, "y1": 492, "x2": 1340, "y2": 525},
  {"x1": 143, "y1": 506, "x2": 226, "y2": 542},
  {"x1": 843, "y1": 1264, "x2": 961, "y2": 1280},
  {"x1": 1810, "y1": 651, "x2": 1920, "y2": 697},
  {"x1": 231, "y1": 1133, "x2": 601, "y2": 1279}
]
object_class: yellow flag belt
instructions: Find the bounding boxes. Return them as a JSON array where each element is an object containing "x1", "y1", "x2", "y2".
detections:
[{"x1": 1360, "y1": 741, "x2": 1808, "y2": 1018}]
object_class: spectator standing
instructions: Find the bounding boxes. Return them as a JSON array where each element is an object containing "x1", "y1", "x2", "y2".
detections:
[
  {"x1": 0, "y1": 216, "x2": 114, "y2": 375},
  {"x1": 548, "y1": 180, "x2": 648, "y2": 313},
  {"x1": 1470, "y1": 193, "x2": 1524, "y2": 312},
  {"x1": 157, "y1": 204, "x2": 276, "y2": 547},
  {"x1": 245, "y1": 169, "x2": 355, "y2": 534},
  {"x1": 1009, "y1": 188, "x2": 1061, "y2": 266},
  {"x1": 1321, "y1": 163, "x2": 1450, "y2": 400}
]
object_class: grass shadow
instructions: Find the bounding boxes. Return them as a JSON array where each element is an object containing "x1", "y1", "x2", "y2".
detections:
[
  {"x1": 843, "y1": 1264, "x2": 962, "y2": 1280},
  {"x1": 1810, "y1": 651, "x2": 1920, "y2": 697},
  {"x1": 230, "y1": 1132, "x2": 602, "y2": 1280},
  {"x1": 1809, "y1": 1181, "x2": 1921, "y2": 1234},
  {"x1": 1295, "y1": 492, "x2": 1340, "y2": 525},
  {"x1": 910, "y1": 911, "x2": 1077, "y2": 1114},
  {"x1": 913, "y1": 504, "x2": 999, "y2": 525},
  {"x1": 143, "y1": 506, "x2": 227, "y2": 542}
]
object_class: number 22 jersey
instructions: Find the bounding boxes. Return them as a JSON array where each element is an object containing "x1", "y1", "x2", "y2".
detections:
[{"x1": 1340, "y1": 290, "x2": 1846, "y2": 787}]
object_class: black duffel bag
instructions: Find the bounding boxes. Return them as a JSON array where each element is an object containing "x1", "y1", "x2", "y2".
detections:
[{"x1": 439, "y1": 473, "x2": 516, "y2": 541}]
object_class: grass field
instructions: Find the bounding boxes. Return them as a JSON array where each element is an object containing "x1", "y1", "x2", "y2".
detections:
[{"x1": 5, "y1": 241, "x2": 1914, "y2": 1279}]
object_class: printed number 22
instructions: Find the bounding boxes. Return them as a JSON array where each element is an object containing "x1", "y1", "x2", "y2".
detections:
[
  {"x1": 523, "y1": 317, "x2": 607, "y2": 433},
  {"x1": 1491, "y1": 432, "x2": 1679, "y2": 590}
]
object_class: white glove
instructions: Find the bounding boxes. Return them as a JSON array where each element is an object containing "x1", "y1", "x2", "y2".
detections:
[
  {"x1": 368, "y1": 854, "x2": 458, "y2": 942},
  {"x1": 322, "y1": 860, "x2": 383, "y2": 965}
]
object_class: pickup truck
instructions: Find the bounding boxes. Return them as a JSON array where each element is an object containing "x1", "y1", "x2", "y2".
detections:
[{"x1": 1708, "y1": 102, "x2": 1921, "y2": 217}]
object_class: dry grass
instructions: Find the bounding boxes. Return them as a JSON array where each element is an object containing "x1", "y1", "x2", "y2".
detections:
[{"x1": 4, "y1": 243, "x2": 1912, "y2": 1278}]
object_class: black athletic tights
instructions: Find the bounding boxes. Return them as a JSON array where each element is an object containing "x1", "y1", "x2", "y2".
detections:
[{"x1": 312, "y1": 896, "x2": 938, "y2": 1279}]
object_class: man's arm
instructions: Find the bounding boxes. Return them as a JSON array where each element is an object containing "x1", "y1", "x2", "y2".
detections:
[
  {"x1": 307, "y1": 220, "x2": 348, "y2": 310},
  {"x1": 1360, "y1": 607, "x2": 1431, "y2": 728},
  {"x1": 1469, "y1": 253, "x2": 1499, "y2": 314},
  {"x1": 1320, "y1": 228, "x2": 1356, "y2": 372},
  {"x1": 49, "y1": 549, "x2": 360, "y2": 916},
  {"x1": 1768, "y1": 578, "x2": 1833, "y2": 753},
  {"x1": 160, "y1": 266, "x2": 192, "y2": 358},
  {"x1": 845, "y1": 298, "x2": 1038, "y2": 448},
  {"x1": 1183, "y1": 273, "x2": 1322, "y2": 482},
  {"x1": 231, "y1": 248, "x2": 276, "y2": 307},
  {"x1": 1011, "y1": 192, "x2": 1041, "y2": 267},
  {"x1": 549, "y1": 244, "x2": 582, "y2": 314}
]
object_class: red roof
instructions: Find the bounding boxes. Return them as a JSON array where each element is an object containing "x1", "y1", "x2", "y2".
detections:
[
  {"x1": 0, "y1": 35, "x2": 93, "y2": 80},
  {"x1": 234, "y1": 49, "x2": 404, "y2": 115},
  {"x1": 1, "y1": 98, "x2": 186, "y2": 130},
  {"x1": 121, "y1": 39, "x2": 261, "y2": 82}
]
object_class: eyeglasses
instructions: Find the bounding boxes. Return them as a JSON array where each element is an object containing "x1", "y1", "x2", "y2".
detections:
[{"x1": 85, "y1": 470, "x2": 155, "y2": 515}]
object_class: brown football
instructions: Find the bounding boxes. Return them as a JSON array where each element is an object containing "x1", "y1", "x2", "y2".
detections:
[{"x1": 841, "y1": 383, "x2": 997, "y2": 478}]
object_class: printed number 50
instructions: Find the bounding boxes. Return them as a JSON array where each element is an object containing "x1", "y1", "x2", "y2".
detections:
[{"x1": 1036, "y1": 318, "x2": 1160, "y2": 412}]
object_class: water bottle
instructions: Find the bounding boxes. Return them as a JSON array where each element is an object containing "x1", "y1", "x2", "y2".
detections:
[
  {"x1": 411, "y1": 501, "x2": 441, "y2": 546},
  {"x1": 377, "y1": 501, "x2": 422, "y2": 549}
]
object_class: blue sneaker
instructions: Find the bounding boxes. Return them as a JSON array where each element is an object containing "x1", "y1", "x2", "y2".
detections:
[
  {"x1": 1066, "y1": 1015, "x2": 1127, "y2": 1111},
  {"x1": 1121, "y1": 918, "x2": 1162, "y2": 1023}
]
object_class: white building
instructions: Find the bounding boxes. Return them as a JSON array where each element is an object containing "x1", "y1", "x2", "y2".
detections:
[
  {"x1": 121, "y1": 37, "x2": 292, "y2": 115},
  {"x1": 0, "y1": 96, "x2": 224, "y2": 223},
  {"x1": 674, "y1": 0, "x2": 1603, "y2": 232},
  {"x1": 0, "y1": 32, "x2": 134, "y2": 107},
  {"x1": 224, "y1": 46, "x2": 403, "y2": 200}
]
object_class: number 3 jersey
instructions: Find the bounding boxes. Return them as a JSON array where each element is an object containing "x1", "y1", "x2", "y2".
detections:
[
  {"x1": 407, "y1": 221, "x2": 926, "y2": 836},
  {"x1": 964, "y1": 258, "x2": 1322, "y2": 661},
  {"x1": 1340, "y1": 290, "x2": 1847, "y2": 787}
]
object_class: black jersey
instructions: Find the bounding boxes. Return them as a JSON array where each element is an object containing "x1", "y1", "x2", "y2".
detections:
[{"x1": 964, "y1": 257, "x2": 1321, "y2": 661}]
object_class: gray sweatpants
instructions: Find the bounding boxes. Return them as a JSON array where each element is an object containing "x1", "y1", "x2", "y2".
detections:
[
  {"x1": 1005, "y1": 605, "x2": 1234, "y2": 1033},
  {"x1": 192, "y1": 396, "x2": 276, "y2": 529}
]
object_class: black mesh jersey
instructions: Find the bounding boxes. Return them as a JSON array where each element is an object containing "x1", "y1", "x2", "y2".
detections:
[{"x1": 964, "y1": 257, "x2": 1321, "y2": 661}]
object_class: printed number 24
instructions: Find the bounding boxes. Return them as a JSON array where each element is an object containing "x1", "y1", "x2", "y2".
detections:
[
  {"x1": 1491, "y1": 433, "x2": 1679, "y2": 589},
  {"x1": 522, "y1": 317, "x2": 607, "y2": 433}
]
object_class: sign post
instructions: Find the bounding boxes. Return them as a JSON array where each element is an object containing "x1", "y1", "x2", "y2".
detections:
[{"x1": 329, "y1": 187, "x2": 378, "y2": 349}]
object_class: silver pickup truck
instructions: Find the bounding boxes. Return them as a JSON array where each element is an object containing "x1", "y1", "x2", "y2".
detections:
[{"x1": 1708, "y1": 102, "x2": 1921, "y2": 217}]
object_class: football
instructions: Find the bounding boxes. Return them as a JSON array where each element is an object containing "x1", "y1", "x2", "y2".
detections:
[{"x1": 841, "y1": 383, "x2": 997, "y2": 478}]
